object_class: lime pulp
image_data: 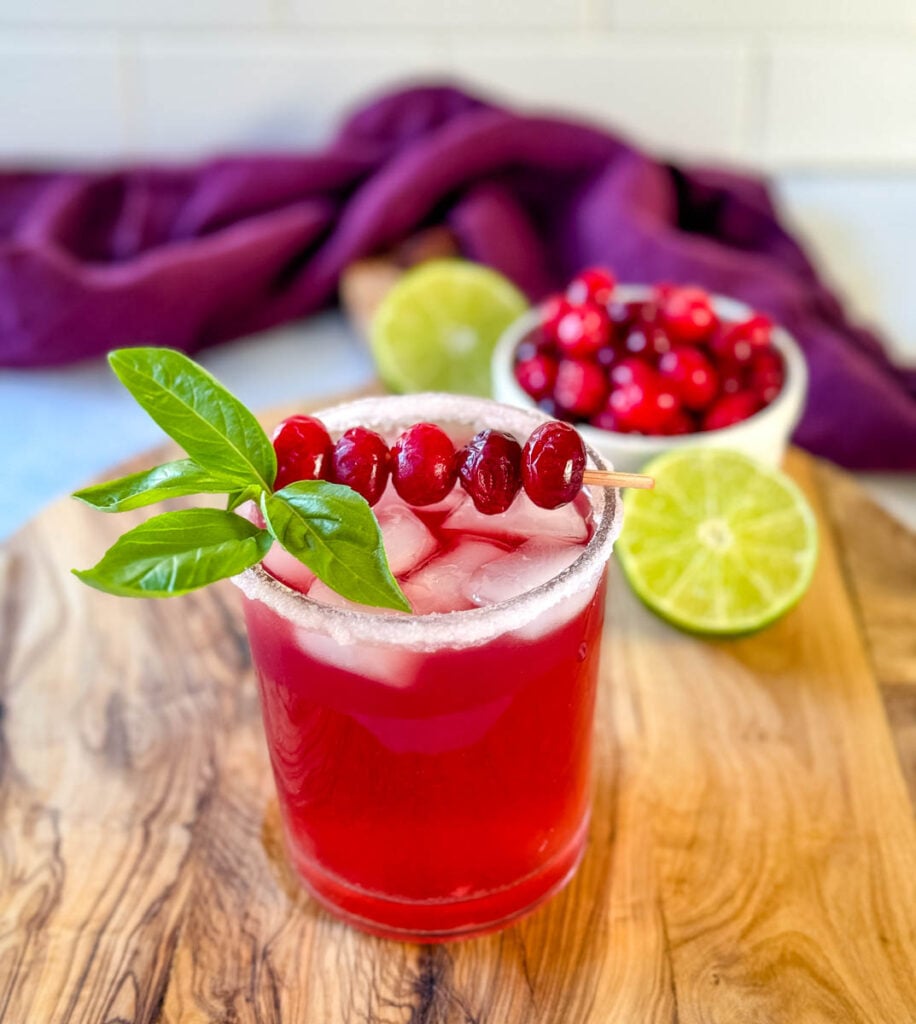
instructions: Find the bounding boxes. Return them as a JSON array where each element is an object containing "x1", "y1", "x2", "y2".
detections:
[
  {"x1": 616, "y1": 448, "x2": 818, "y2": 635},
  {"x1": 369, "y1": 260, "x2": 529, "y2": 397}
]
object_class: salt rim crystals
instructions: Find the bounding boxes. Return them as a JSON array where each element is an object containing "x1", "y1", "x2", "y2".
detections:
[{"x1": 232, "y1": 394, "x2": 622, "y2": 652}]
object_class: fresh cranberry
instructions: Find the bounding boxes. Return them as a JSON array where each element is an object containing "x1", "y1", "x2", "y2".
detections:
[
  {"x1": 712, "y1": 314, "x2": 773, "y2": 365},
  {"x1": 661, "y1": 286, "x2": 717, "y2": 344},
  {"x1": 606, "y1": 384, "x2": 647, "y2": 433},
  {"x1": 609, "y1": 357, "x2": 656, "y2": 392},
  {"x1": 390, "y1": 423, "x2": 457, "y2": 506},
  {"x1": 553, "y1": 358, "x2": 608, "y2": 419},
  {"x1": 457, "y1": 429, "x2": 523, "y2": 515},
  {"x1": 540, "y1": 295, "x2": 575, "y2": 341},
  {"x1": 522, "y1": 421, "x2": 586, "y2": 509},
  {"x1": 515, "y1": 352, "x2": 559, "y2": 401},
  {"x1": 718, "y1": 359, "x2": 746, "y2": 396},
  {"x1": 272, "y1": 414, "x2": 332, "y2": 490},
  {"x1": 596, "y1": 344, "x2": 623, "y2": 371},
  {"x1": 555, "y1": 303, "x2": 611, "y2": 357},
  {"x1": 703, "y1": 391, "x2": 762, "y2": 431},
  {"x1": 735, "y1": 313, "x2": 773, "y2": 349},
  {"x1": 660, "y1": 409, "x2": 695, "y2": 435},
  {"x1": 607, "y1": 299, "x2": 641, "y2": 340},
  {"x1": 589, "y1": 403, "x2": 629, "y2": 432},
  {"x1": 651, "y1": 386, "x2": 680, "y2": 429},
  {"x1": 529, "y1": 326, "x2": 556, "y2": 352},
  {"x1": 658, "y1": 348, "x2": 719, "y2": 410},
  {"x1": 749, "y1": 348, "x2": 785, "y2": 405},
  {"x1": 329, "y1": 426, "x2": 390, "y2": 506},
  {"x1": 607, "y1": 370, "x2": 679, "y2": 434},
  {"x1": 567, "y1": 266, "x2": 616, "y2": 307},
  {"x1": 624, "y1": 323, "x2": 672, "y2": 362},
  {"x1": 636, "y1": 300, "x2": 663, "y2": 327},
  {"x1": 514, "y1": 330, "x2": 554, "y2": 363},
  {"x1": 711, "y1": 329, "x2": 751, "y2": 365}
]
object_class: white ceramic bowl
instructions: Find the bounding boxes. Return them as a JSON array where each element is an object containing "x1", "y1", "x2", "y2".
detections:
[{"x1": 493, "y1": 286, "x2": 808, "y2": 472}]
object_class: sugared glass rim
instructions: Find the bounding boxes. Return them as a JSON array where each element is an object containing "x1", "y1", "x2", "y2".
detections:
[{"x1": 232, "y1": 394, "x2": 622, "y2": 652}]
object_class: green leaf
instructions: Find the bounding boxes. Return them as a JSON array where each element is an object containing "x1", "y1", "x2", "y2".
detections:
[
  {"x1": 226, "y1": 485, "x2": 261, "y2": 513},
  {"x1": 108, "y1": 347, "x2": 276, "y2": 491},
  {"x1": 73, "y1": 459, "x2": 238, "y2": 513},
  {"x1": 73, "y1": 508, "x2": 272, "y2": 598},
  {"x1": 261, "y1": 481, "x2": 411, "y2": 613}
]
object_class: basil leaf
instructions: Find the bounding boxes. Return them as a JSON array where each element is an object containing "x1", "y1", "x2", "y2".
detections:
[
  {"x1": 108, "y1": 347, "x2": 276, "y2": 491},
  {"x1": 261, "y1": 481, "x2": 411, "y2": 613},
  {"x1": 73, "y1": 508, "x2": 271, "y2": 598},
  {"x1": 73, "y1": 459, "x2": 237, "y2": 513},
  {"x1": 226, "y1": 485, "x2": 261, "y2": 513}
]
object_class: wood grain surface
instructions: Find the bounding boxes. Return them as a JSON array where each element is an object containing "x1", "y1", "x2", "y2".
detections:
[{"x1": 1, "y1": 416, "x2": 915, "y2": 1023}]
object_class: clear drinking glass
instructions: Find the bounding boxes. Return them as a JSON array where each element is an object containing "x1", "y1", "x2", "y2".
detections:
[{"x1": 233, "y1": 394, "x2": 622, "y2": 941}]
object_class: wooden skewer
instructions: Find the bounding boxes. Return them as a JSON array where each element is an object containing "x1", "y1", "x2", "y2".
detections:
[{"x1": 582, "y1": 469, "x2": 655, "y2": 490}]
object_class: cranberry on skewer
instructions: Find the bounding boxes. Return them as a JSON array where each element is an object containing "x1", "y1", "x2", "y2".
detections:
[
  {"x1": 458, "y1": 430, "x2": 523, "y2": 515},
  {"x1": 272, "y1": 415, "x2": 333, "y2": 490},
  {"x1": 329, "y1": 426, "x2": 390, "y2": 507},
  {"x1": 522, "y1": 421, "x2": 587, "y2": 510},
  {"x1": 390, "y1": 423, "x2": 458, "y2": 506},
  {"x1": 270, "y1": 414, "x2": 652, "y2": 520}
]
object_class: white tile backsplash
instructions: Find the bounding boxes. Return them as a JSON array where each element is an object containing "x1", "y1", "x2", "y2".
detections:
[
  {"x1": 0, "y1": 32, "x2": 128, "y2": 160},
  {"x1": 0, "y1": 0, "x2": 913, "y2": 169},
  {"x1": 777, "y1": 174, "x2": 916, "y2": 363},
  {"x1": 446, "y1": 38, "x2": 751, "y2": 162},
  {"x1": 291, "y1": 0, "x2": 584, "y2": 28},
  {"x1": 132, "y1": 35, "x2": 445, "y2": 155},
  {"x1": 765, "y1": 41, "x2": 916, "y2": 166},
  {"x1": 0, "y1": 0, "x2": 274, "y2": 28},
  {"x1": 609, "y1": 0, "x2": 913, "y2": 28}
]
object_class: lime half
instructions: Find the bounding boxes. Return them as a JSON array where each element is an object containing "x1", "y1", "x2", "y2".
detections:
[
  {"x1": 370, "y1": 259, "x2": 528, "y2": 397},
  {"x1": 617, "y1": 448, "x2": 818, "y2": 635}
]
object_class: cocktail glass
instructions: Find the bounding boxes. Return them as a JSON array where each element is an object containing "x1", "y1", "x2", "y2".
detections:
[{"x1": 233, "y1": 394, "x2": 622, "y2": 941}]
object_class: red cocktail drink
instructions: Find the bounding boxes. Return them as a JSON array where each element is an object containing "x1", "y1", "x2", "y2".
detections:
[{"x1": 235, "y1": 395, "x2": 621, "y2": 940}]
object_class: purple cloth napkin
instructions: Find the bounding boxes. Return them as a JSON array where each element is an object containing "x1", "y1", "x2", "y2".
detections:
[{"x1": 1, "y1": 85, "x2": 914, "y2": 469}]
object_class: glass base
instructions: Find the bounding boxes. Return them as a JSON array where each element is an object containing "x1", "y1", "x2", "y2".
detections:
[{"x1": 285, "y1": 817, "x2": 589, "y2": 943}]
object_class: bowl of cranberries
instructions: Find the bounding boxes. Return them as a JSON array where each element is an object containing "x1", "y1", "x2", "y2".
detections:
[{"x1": 492, "y1": 269, "x2": 807, "y2": 472}]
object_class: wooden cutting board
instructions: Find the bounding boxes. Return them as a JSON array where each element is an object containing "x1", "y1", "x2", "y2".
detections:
[{"x1": 1, "y1": 398, "x2": 915, "y2": 1023}]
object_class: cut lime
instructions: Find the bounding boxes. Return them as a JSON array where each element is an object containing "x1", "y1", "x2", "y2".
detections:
[
  {"x1": 370, "y1": 259, "x2": 528, "y2": 397},
  {"x1": 617, "y1": 448, "x2": 818, "y2": 635}
]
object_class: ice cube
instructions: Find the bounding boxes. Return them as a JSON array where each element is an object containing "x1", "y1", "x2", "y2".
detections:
[
  {"x1": 373, "y1": 482, "x2": 465, "y2": 518},
  {"x1": 293, "y1": 579, "x2": 414, "y2": 687},
  {"x1": 467, "y1": 539, "x2": 583, "y2": 608},
  {"x1": 288, "y1": 573, "x2": 417, "y2": 684},
  {"x1": 262, "y1": 543, "x2": 316, "y2": 594},
  {"x1": 402, "y1": 539, "x2": 506, "y2": 614},
  {"x1": 236, "y1": 500, "x2": 317, "y2": 594},
  {"x1": 307, "y1": 578, "x2": 404, "y2": 615},
  {"x1": 293, "y1": 624, "x2": 420, "y2": 688},
  {"x1": 419, "y1": 486, "x2": 466, "y2": 516},
  {"x1": 444, "y1": 491, "x2": 588, "y2": 544},
  {"x1": 371, "y1": 485, "x2": 404, "y2": 515},
  {"x1": 376, "y1": 503, "x2": 438, "y2": 577}
]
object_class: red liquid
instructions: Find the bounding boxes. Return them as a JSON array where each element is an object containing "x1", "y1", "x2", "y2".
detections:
[{"x1": 240, "y1": 499, "x2": 608, "y2": 940}]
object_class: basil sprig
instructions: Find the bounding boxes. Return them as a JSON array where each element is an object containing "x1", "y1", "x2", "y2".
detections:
[
  {"x1": 73, "y1": 509, "x2": 273, "y2": 597},
  {"x1": 72, "y1": 347, "x2": 410, "y2": 612},
  {"x1": 108, "y1": 347, "x2": 277, "y2": 491},
  {"x1": 73, "y1": 458, "x2": 237, "y2": 512}
]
